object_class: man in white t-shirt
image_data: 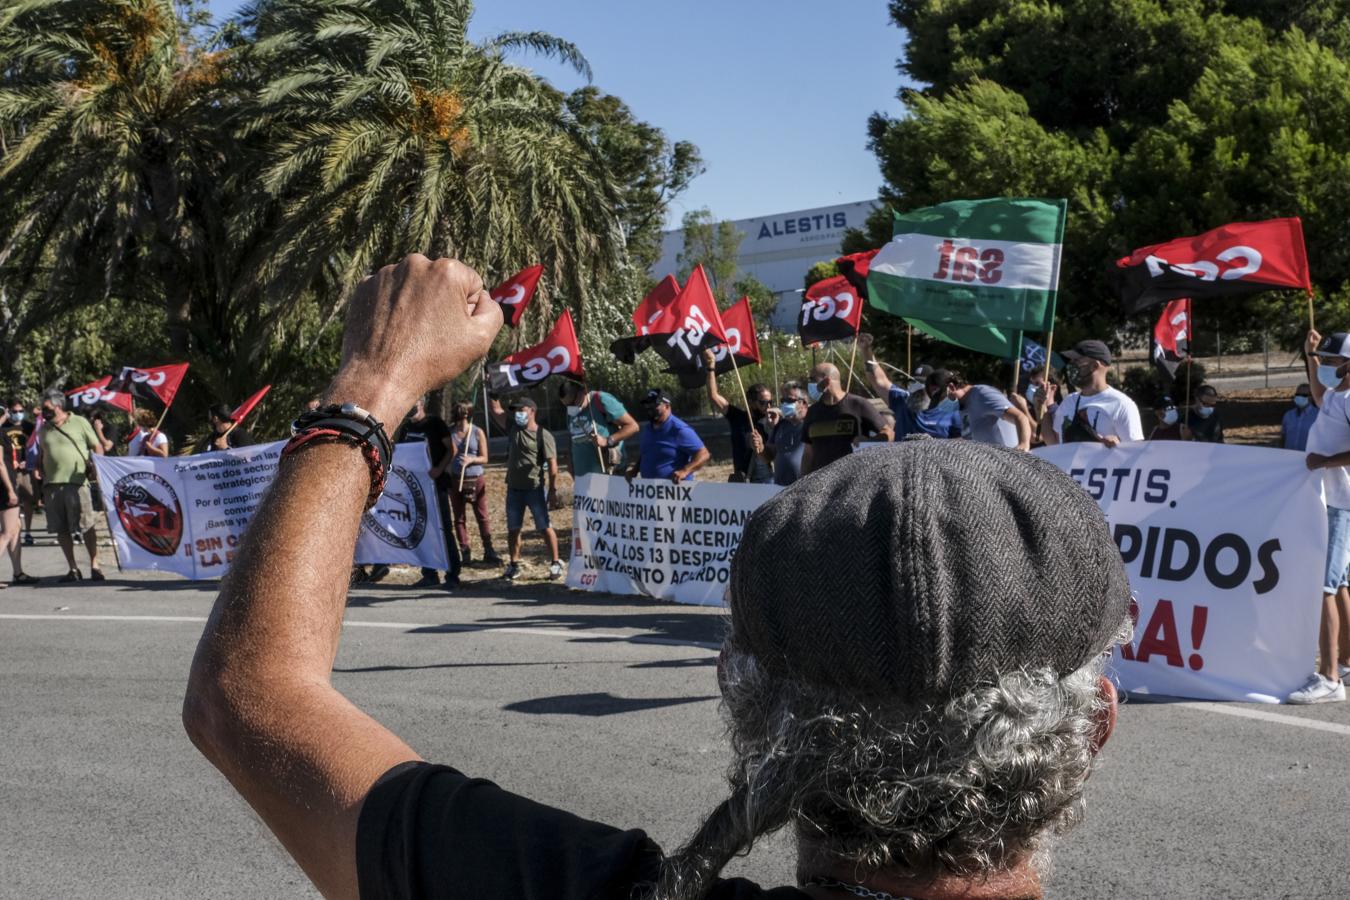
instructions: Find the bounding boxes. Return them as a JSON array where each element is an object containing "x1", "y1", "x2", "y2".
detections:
[
  {"x1": 1289, "y1": 330, "x2": 1350, "y2": 703},
  {"x1": 1041, "y1": 340, "x2": 1143, "y2": 447},
  {"x1": 944, "y1": 374, "x2": 1032, "y2": 451}
]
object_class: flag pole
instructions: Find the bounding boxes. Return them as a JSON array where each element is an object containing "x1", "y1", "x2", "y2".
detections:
[
  {"x1": 830, "y1": 346, "x2": 877, "y2": 399},
  {"x1": 906, "y1": 324, "x2": 913, "y2": 374},
  {"x1": 844, "y1": 332, "x2": 860, "y2": 393},
  {"x1": 1309, "y1": 291, "x2": 1317, "y2": 332},
  {"x1": 726, "y1": 348, "x2": 754, "y2": 416},
  {"x1": 584, "y1": 384, "x2": 608, "y2": 475},
  {"x1": 1035, "y1": 330, "x2": 1055, "y2": 428}
]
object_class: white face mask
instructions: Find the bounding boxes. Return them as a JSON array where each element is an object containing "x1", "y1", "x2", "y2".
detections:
[
  {"x1": 1318, "y1": 364, "x2": 1343, "y2": 390},
  {"x1": 1196, "y1": 405, "x2": 1215, "y2": 419},
  {"x1": 565, "y1": 405, "x2": 581, "y2": 417},
  {"x1": 1162, "y1": 408, "x2": 1179, "y2": 426},
  {"x1": 906, "y1": 381, "x2": 924, "y2": 394}
]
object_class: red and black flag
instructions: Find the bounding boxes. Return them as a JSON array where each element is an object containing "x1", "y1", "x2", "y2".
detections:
[
  {"x1": 67, "y1": 376, "x2": 133, "y2": 414},
  {"x1": 229, "y1": 385, "x2": 271, "y2": 424},
  {"x1": 647, "y1": 265, "x2": 729, "y2": 374},
  {"x1": 800, "y1": 275, "x2": 863, "y2": 344},
  {"x1": 1112, "y1": 217, "x2": 1312, "y2": 315},
  {"x1": 108, "y1": 363, "x2": 189, "y2": 407},
  {"x1": 488, "y1": 310, "x2": 584, "y2": 394},
  {"x1": 835, "y1": 248, "x2": 878, "y2": 299},
  {"x1": 611, "y1": 275, "x2": 682, "y2": 364},
  {"x1": 1151, "y1": 298, "x2": 1192, "y2": 382},
  {"x1": 490, "y1": 264, "x2": 544, "y2": 329},
  {"x1": 668, "y1": 295, "x2": 762, "y2": 388}
]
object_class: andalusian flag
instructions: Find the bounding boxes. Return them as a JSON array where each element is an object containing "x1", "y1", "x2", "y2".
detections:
[{"x1": 867, "y1": 198, "x2": 1067, "y2": 358}]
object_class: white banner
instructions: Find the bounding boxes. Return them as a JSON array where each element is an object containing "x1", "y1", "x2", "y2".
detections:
[
  {"x1": 566, "y1": 474, "x2": 781, "y2": 606},
  {"x1": 95, "y1": 441, "x2": 449, "y2": 579},
  {"x1": 1037, "y1": 442, "x2": 1325, "y2": 703}
]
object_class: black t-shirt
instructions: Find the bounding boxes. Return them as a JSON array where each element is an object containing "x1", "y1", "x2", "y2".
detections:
[
  {"x1": 1184, "y1": 409, "x2": 1224, "y2": 443},
  {"x1": 96, "y1": 420, "x2": 122, "y2": 456},
  {"x1": 725, "y1": 406, "x2": 773, "y2": 482},
  {"x1": 398, "y1": 416, "x2": 452, "y2": 467},
  {"x1": 191, "y1": 426, "x2": 259, "y2": 455},
  {"x1": 801, "y1": 396, "x2": 887, "y2": 471},
  {"x1": 357, "y1": 762, "x2": 809, "y2": 899}
]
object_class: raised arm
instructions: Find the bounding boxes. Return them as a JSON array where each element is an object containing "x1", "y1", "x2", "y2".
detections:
[
  {"x1": 487, "y1": 396, "x2": 508, "y2": 430},
  {"x1": 1307, "y1": 329, "x2": 1327, "y2": 408},
  {"x1": 700, "y1": 349, "x2": 730, "y2": 414},
  {"x1": 857, "y1": 333, "x2": 895, "y2": 395},
  {"x1": 182, "y1": 255, "x2": 502, "y2": 900}
]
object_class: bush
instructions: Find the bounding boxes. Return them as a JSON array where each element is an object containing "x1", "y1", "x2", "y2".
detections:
[{"x1": 1120, "y1": 362, "x2": 1209, "y2": 408}]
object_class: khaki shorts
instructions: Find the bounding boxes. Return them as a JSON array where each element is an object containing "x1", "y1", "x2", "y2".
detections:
[{"x1": 44, "y1": 483, "x2": 96, "y2": 534}]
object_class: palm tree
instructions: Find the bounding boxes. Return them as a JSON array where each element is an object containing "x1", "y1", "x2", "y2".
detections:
[{"x1": 239, "y1": 0, "x2": 625, "y2": 339}]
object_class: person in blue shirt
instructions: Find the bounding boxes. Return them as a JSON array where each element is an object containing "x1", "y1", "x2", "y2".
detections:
[
  {"x1": 1282, "y1": 382, "x2": 1319, "y2": 451},
  {"x1": 857, "y1": 333, "x2": 961, "y2": 439},
  {"x1": 625, "y1": 389, "x2": 710, "y2": 483}
]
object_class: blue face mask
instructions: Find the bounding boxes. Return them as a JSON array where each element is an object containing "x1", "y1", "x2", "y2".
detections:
[
  {"x1": 8, "y1": 411, "x2": 21, "y2": 423},
  {"x1": 1162, "y1": 407, "x2": 1179, "y2": 426},
  {"x1": 936, "y1": 398, "x2": 959, "y2": 414},
  {"x1": 1195, "y1": 405, "x2": 1215, "y2": 419},
  {"x1": 513, "y1": 411, "x2": 529, "y2": 427},
  {"x1": 1294, "y1": 395, "x2": 1311, "y2": 409},
  {"x1": 807, "y1": 383, "x2": 822, "y2": 403},
  {"x1": 1318, "y1": 364, "x2": 1343, "y2": 390},
  {"x1": 780, "y1": 402, "x2": 798, "y2": 419}
]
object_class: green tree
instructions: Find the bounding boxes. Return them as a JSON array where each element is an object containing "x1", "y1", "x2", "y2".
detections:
[{"x1": 676, "y1": 208, "x2": 743, "y2": 299}]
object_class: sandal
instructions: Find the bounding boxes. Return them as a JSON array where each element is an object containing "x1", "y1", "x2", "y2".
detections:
[
  {"x1": 11, "y1": 573, "x2": 38, "y2": 586},
  {"x1": 90, "y1": 568, "x2": 106, "y2": 582},
  {"x1": 58, "y1": 569, "x2": 82, "y2": 583}
]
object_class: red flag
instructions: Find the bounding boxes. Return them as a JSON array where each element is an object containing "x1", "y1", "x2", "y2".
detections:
[
  {"x1": 490, "y1": 264, "x2": 544, "y2": 328},
  {"x1": 835, "y1": 249, "x2": 879, "y2": 298},
  {"x1": 632, "y1": 274, "x2": 681, "y2": 335},
  {"x1": 649, "y1": 265, "x2": 729, "y2": 372},
  {"x1": 1151, "y1": 298, "x2": 1192, "y2": 381},
  {"x1": 488, "y1": 310, "x2": 584, "y2": 394},
  {"x1": 67, "y1": 376, "x2": 133, "y2": 414},
  {"x1": 800, "y1": 275, "x2": 863, "y2": 344},
  {"x1": 229, "y1": 385, "x2": 271, "y2": 424},
  {"x1": 667, "y1": 296, "x2": 761, "y2": 388},
  {"x1": 1112, "y1": 217, "x2": 1312, "y2": 314},
  {"x1": 109, "y1": 363, "x2": 189, "y2": 406}
]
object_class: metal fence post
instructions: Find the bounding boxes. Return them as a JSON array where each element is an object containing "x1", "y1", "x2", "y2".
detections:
[
  {"x1": 1217, "y1": 331, "x2": 1222, "y2": 375},
  {"x1": 1264, "y1": 331, "x2": 1269, "y2": 388}
]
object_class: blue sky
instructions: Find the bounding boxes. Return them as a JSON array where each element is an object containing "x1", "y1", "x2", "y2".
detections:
[{"x1": 205, "y1": 0, "x2": 911, "y2": 228}]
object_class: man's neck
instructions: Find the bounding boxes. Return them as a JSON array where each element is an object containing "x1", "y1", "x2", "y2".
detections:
[
  {"x1": 1077, "y1": 378, "x2": 1110, "y2": 397},
  {"x1": 801, "y1": 859, "x2": 1041, "y2": 900},
  {"x1": 823, "y1": 387, "x2": 846, "y2": 406},
  {"x1": 51, "y1": 412, "x2": 68, "y2": 427}
]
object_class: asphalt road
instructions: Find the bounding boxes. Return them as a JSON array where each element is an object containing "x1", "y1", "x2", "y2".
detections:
[{"x1": 4, "y1": 542, "x2": 1349, "y2": 899}]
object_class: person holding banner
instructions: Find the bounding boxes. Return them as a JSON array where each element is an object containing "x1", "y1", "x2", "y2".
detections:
[
  {"x1": 488, "y1": 396, "x2": 563, "y2": 581},
  {"x1": 1289, "y1": 330, "x2": 1350, "y2": 703},
  {"x1": 801, "y1": 363, "x2": 892, "y2": 475},
  {"x1": 699, "y1": 349, "x2": 773, "y2": 484},
  {"x1": 37, "y1": 390, "x2": 105, "y2": 582},
  {"x1": 127, "y1": 407, "x2": 170, "y2": 457},
  {"x1": 435, "y1": 402, "x2": 500, "y2": 567},
  {"x1": 627, "y1": 389, "x2": 710, "y2": 484},
  {"x1": 1042, "y1": 341, "x2": 1143, "y2": 447},
  {"x1": 558, "y1": 379, "x2": 637, "y2": 479}
]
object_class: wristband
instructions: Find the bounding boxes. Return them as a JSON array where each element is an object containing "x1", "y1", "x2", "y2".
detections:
[{"x1": 285, "y1": 403, "x2": 394, "y2": 509}]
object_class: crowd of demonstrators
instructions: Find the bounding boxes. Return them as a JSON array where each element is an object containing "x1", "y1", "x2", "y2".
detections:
[
  {"x1": 801, "y1": 362, "x2": 893, "y2": 475},
  {"x1": 699, "y1": 349, "x2": 774, "y2": 484},
  {"x1": 38, "y1": 390, "x2": 105, "y2": 582},
  {"x1": 766, "y1": 381, "x2": 807, "y2": 486},
  {"x1": 127, "y1": 407, "x2": 170, "y2": 457},
  {"x1": 858, "y1": 334, "x2": 961, "y2": 439},
  {"x1": 4, "y1": 399, "x2": 37, "y2": 548},
  {"x1": 559, "y1": 378, "x2": 637, "y2": 479},
  {"x1": 628, "y1": 389, "x2": 710, "y2": 483},
  {"x1": 396, "y1": 398, "x2": 460, "y2": 589},
  {"x1": 489, "y1": 396, "x2": 563, "y2": 582},
  {"x1": 436, "y1": 402, "x2": 499, "y2": 567},
  {"x1": 945, "y1": 370, "x2": 1034, "y2": 450},
  {"x1": 1282, "y1": 383, "x2": 1318, "y2": 451},
  {"x1": 1290, "y1": 330, "x2": 1350, "y2": 704},
  {"x1": 191, "y1": 405, "x2": 257, "y2": 454},
  {"x1": 1041, "y1": 340, "x2": 1144, "y2": 446}
]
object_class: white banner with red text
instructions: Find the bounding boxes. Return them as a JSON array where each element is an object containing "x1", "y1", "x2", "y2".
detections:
[
  {"x1": 1036, "y1": 441, "x2": 1324, "y2": 703},
  {"x1": 93, "y1": 441, "x2": 449, "y2": 579},
  {"x1": 565, "y1": 474, "x2": 782, "y2": 606}
]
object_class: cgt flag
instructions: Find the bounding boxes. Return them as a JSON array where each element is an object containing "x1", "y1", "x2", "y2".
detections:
[
  {"x1": 67, "y1": 376, "x2": 133, "y2": 414},
  {"x1": 868, "y1": 198, "x2": 1067, "y2": 358},
  {"x1": 800, "y1": 275, "x2": 863, "y2": 344},
  {"x1": 647, "y1": 265, "x2": 728, "y2": 373},
  {"x1": 611, "y1": 274, "x2": 682, "y2": 365},
  {"x1": 668, "y1": 295, "x2": 761, "y2": 388},
  {"x1": 491, "y1": 264, "x2": 544, "y2": 328},
  {"x1": 1112, "y1": 218, "x2": 1311, "y2": 315},
  {"x1": 229, "y1": 384, "x2": 271, "y2": 424},
  {"x1": 1151, "y1": 298, "x2": 1193, "y2": 382},
  {"x1": 488, "y1": 309, "x2": 584, "y2": 394},
  {"x1": 109, "y1": 363, "x2": 189, "y2": 407}
]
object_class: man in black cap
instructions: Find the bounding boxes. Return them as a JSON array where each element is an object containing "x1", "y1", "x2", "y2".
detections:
[
  {"x1": 192, "y1": 405, "x2": 258, "y2": 454},
  {"x1": 1041, "y1": 339, "x2": 1143, "y2": 446},
  {"x1": 626, "y1": 388, "x2": 710, "y2": 483},
  {"x1": 184, "y1": 255, "x2": 1132, "y2": 900},
  {"x1": 488, "y1": 394, "x2": 561, "y2": 580}
]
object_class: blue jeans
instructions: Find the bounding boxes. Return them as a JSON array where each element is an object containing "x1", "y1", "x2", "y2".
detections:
[
  {"x1": 1324, "y1": 506, "x2": 1350, "y2": 594},
  {"x1": 506, "y1": 487, "x2": 550, "y2": 531}
]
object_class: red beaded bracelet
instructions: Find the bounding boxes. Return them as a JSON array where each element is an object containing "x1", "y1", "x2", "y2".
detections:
[{"x1": 281, "y1": 426, "x2": 387, "y2": 509}]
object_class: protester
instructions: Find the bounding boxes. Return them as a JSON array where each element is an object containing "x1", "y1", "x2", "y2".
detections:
[
  {"x1": 699, "y1": 349, "x2": 773, "y2": 483},
  {"x1": 1020, "y1": 366, "x2": 1048, "y2": 408},
  {"x1": 801, "y1": 362, "x2": 893, "y2": 475},
  {"x1": 1281, "y1": 383, "x2": 1318, "y2": 451},
  {"x1": 1042, "y1": 340, "x2": 1143, "y2": 446},
  {"x1": 90, "y1": 409, "x2": 121, "y2": 455},
  {"x1": 192, "y1": 405, "x2": 257, "y2": 453},
  {"x1": 431, "y1": 402, "x2": 499, "y2": 566},
  {"x1": 626, "y1": 389, "x2": 710, "y2": 484},
  {"x1": 488, "y1": 395, "x2": 562, "y2": 581},
  {"x1": 942, "y1": 372, "x2": 1033, "y2": 450},
  {"x1": 5, "y1": 398, "x2": 38, "y2": 548},
  {"x1": 38, "y1": 390, "x2": 105, "y2": 582},
  {"x1": 1181, "y1": 385, "x2": 1224, "y2": 443},
  {"x1": 181, "y1": 254, "x2": 1131, "y2": 900},
  {"x1": 0, "y1": 412, "x2": 20, "y2": 588},
  {"x1": 1148, "y1": 397, "x2": 1184, "y2": 441},
  {"x1": 559, "y1": 378, "x2": 638, "y2": 479},
  {"x1": 1290, "y1": 330, "x2": 1350, "y2": 703},
  {"x1": 127, "y1": 407, "x2": 170, "y2": 457},
  {"x1": 857, "y1": 333, "x2": 961, "y2": 439},
  {"x1": 765, "y1": 382, "x2": 807, "y2": 486},
  {"x1": 397, "y1": 398, "x2": 459, "y2": 588}
]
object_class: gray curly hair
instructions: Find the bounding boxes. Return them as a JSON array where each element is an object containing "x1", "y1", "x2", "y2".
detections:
[{"x1": 640, "y1": 618, "x2": 1131, "y2": 899}]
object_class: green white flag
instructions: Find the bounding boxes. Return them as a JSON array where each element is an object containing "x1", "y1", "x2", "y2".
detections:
[{"x1": 866, "y1": 198, "x2": 1067, "y2": 357}]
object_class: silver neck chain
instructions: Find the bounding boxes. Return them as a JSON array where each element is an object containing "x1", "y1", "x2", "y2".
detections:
[{"x1": 802, "y1": 877, "x2": 913, "y2": 900}]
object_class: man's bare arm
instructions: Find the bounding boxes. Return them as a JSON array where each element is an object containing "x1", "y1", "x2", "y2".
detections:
[
  {"x1": 183, "y1": 255, "x2": 502, "y2": 900},
  {"x1": 701, "y1": 349, "x2": 729, "y2": 414}
]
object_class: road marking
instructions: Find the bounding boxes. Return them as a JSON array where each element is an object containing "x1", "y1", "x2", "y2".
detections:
[
  {"x1": 1170, "y1": 701, "x2": 1350, "y2": 736},
  {"x1": 0, "y1": 613, "x2": 720, "y2": 651}
]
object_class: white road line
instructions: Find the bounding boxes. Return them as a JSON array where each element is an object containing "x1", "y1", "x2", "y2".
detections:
[
  {"x1": 1170, "y1": 701, "x2": 1350, "y2": 736},
  {"x1": 0, "y1": 613, "x2": 720, "y2": 651}
]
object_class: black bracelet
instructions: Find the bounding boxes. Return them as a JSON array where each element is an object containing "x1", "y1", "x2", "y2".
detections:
[{"x1": 291, "y1": 403, "x2": 393, "y2": 473}]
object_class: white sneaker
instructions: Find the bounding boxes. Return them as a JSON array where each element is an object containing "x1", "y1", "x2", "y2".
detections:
[
  {"x1": 547, "y1": 559, "x2": 564, "y2": 580},
  {"x1": 1339, "y1": 663, "x2": 1350, "y2": 681},
  {"x1": 1287, "y1": 673, "x2": 1346, "y2": 704}
]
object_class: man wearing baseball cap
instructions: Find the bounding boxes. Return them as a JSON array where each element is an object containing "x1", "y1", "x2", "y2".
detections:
[
  {"x1": 487, "y1": 394, "x2": 562, "y2": 581},
  {"x1": 184, "y1": 256, "x2": 1133, "y2": 900},
  {"x1": 1042, "y1": 339, "x2": 1143, "y2": 446},
  {"x1": 626, "y1": 388, "x2": 710, "y2": 484},
  {"x1": 1289, "y1": 329, "x2": 1350, "y2": 702}
]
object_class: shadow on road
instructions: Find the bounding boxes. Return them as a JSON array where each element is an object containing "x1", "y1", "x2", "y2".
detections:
[
  {"x1": 405, "y1": 610, "x2": 725, "y2": 649},
  {"x1": 334, "y1": 659, "x2": 642, "y2": 674},
  {"x1": 502, "y1": 691, "x2": 716, "y2": 717}
]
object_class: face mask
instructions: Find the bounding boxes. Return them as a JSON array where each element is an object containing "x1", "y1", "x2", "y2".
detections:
[
  {"x1": 565, "y1": 405, "x2": 581, "y2": 417},
  {"x1": 41, "y1": 408, "x2": 55, "y2": 421},
  {"x1": 1024, "y1": 385, "x2": 1039, "y2": 404},
  {"x1": 8, "y1": 411, "x2": 22, "y2": 422},
  {"x1": 906, "y1": 381, "x2": 924, "y2": 394},
  {"x1": 513, "y1": 411, "x2": 529, "y2": 427},
  {"x1": 807, "y1": 383, "x2": 822, "y2": 403},
  {"x1": 1162, "y1": 408, "x2": 1179, "y2": 426},
  {"x1": 780, "y1": 402, "x2": 798, "y2": 419},
  {"x1": 1196, "y1": 405, "x2": 1215, "y2": 419},
  {"x1": 936, "y1": 398, "x2": 959, "y2": 414},
  {"x1": 1318, "y1": 364, "x2": 1342, "y2": 390},
  {"x1": 1294, "y1": 395, "x2": 1311, "y2": 409}
]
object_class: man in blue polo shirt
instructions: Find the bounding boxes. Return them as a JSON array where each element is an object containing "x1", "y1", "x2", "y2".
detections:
[
  {"x1": 625, "y1": 389, "x2": 710, "y2": 483},
  {"x1": 857, "y1": 333, "x2": 961, "y2": 439}
]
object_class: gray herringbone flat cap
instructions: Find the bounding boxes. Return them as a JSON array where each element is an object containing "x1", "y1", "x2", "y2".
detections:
[{"x1": 729, "y1": 439, "x2": 1130, "y2": 699}]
